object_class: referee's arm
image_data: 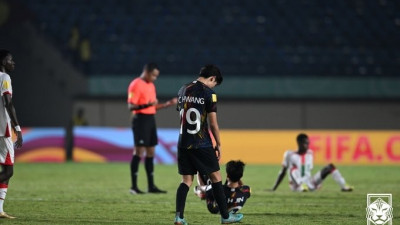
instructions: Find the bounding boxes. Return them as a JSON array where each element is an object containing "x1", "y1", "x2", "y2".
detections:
[
  {"x1": 128, "y1": 102, "x2": 156, "y2": 111},
  {"x1": 155, "y1": 97, "x2": 178, "y2": 110}
]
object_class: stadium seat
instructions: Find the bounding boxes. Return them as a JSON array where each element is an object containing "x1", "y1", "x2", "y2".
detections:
[{"x1": 19, "y1": 0, "x2": 400, "y2": 76}]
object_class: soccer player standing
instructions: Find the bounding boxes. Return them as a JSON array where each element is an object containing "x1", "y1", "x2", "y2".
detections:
[
  {"x1": 174, "y1": 65, "x2": 243, "y2": 224},
  {"x1": 127, "y1": 63, "x2": 177, "y2": 194},
  {"x1": 0, "y1": 50, "x2": 23, "y2": 219}
]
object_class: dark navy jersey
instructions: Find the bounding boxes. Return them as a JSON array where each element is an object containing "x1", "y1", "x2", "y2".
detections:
[
  {"x1": 206, "y1": 185, "x2": 251, "y2": 214},
  {"x1": 224, "y1": 185, "x2": 251, "y2": 212},
  {"x1": 177, "y1": 80, "x2": 217, "y2": 149}
]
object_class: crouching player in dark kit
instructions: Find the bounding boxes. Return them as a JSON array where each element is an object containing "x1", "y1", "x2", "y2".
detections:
[
  {"x1": 174, "y1": 65, "x2": 243, "y2": 224},
  {"x1": 194, "y1": 160, "x2": 251, "y2": 215}
]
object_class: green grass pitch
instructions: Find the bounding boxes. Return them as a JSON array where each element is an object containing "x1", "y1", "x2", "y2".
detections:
[{"x1": 3, "y1": 163, "x2": 400, "y2": 224}]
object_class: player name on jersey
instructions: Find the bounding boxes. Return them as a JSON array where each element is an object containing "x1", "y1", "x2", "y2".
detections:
[{"x1": 178, "y1": 96, "x2": 205, "y2": 104}]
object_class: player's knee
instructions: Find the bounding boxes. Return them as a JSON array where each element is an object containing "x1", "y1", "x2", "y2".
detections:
[
  {"x1": 146, "y1": 152, "x2": 155, "y2": 157},
  {"x1": 208, "y1": 171, "x2": 222, "y2": 183},
  {"x1": 5, "y1": 168, "x2": 13, "y2": 179},
  {"x1": 328, "y1": 163, "x2": 336, "y2": 171},
  {"x1": 133, "y1": 151, "x2": 142, "y2": 157},
  {"x1": 290, "y1": 168, "x2": 300, "y2": 177},
  {"x1": 182, "y1": 176, "x2": 193, "y2": 187},
  {"x1": 134, "y1": 147, "x2": 146, "y2": 157},
  {"x1": 145, "y1": 147, "x2": 155, "y2": 157},
  {"x1": 182, "y1": 180, "x2": 192, "y2": 187}
]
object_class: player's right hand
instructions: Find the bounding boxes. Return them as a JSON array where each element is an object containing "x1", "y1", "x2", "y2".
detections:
[
  {"x1": 215, "y1": 146, "x2": 221, "y2": 161},
  {"x1": 169, "y1": 97, "x2": 178, "y2": 105},
  {"x1": 268, "y1": 187, "x2": 276, "y2": 192},
  {"x1": 14, "y1": 131, "x2": 23, "y2": 149}
]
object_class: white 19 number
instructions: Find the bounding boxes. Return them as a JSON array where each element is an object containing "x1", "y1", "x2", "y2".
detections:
[{"x1": 180, "y1": 108, "x2": 201, "y2": 134}]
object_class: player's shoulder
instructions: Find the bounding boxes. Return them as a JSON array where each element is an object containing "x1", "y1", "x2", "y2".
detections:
[
  {"x1": 240, "y1": 185, "x2": 251, "y2": 192},
  {"x1": 131, "y1": 77, "x2": 143, "y2": 85},
  {"x1": 129, "y1": 77, "x2": 144, "y2": 89},
  {"x1": 192, "y1": 80, "x2": 214, "y2": 93},
  {"x1": 183, "y1": 81, "x2": 196, "y2": 89},
  {"x1": 0, "y1": 72, "x2": 10, "y2": 80},
  {"x1": 178, "y1": 81, "x2": 194, "y2": 94},
  {"x1": 198, "y1": 82, "x2": 216, "y2": 101},
  {"x1": 283, "y1": 150, "x2": 295, "y2": 157},
  {"x1": 202, "y1": 82, "x2": 215, "y2": 95},
  {"x1": 307, "y1": 149, "x2": 314, "y2": 155}
]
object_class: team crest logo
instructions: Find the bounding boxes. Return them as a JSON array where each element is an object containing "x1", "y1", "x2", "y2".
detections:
[{"x1": 366, "y1": 194, "x2": 393, "y2": 225}]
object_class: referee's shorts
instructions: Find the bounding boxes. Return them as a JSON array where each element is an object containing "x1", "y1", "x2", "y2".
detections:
[
  {"x1": 132, "y1": 113, "x2": 158, "y2": 147},
  {"x1": 178, "y1": 147, "x2": 220, "y2": 175}
]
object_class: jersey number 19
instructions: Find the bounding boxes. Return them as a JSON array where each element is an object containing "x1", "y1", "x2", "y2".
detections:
[{"x1": 180, "y1": 108, "x2": 200, "y2": 134}]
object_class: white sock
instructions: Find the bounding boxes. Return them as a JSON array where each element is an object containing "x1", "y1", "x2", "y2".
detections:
[
  {"x1": 199, "y1": 185, "x2": 206, "y2": 192},
  {"x1": 331, "y1": 170, "x2": 346, "y2": 188},
  {"x1": 313, "y1": 171, "x2": 322, "y2": 186},
  {"x1": 0, "y1": 188, "x2": 7, "y2": 213}
]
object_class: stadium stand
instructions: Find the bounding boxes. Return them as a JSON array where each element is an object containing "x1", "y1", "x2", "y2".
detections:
[{"x1": 19, "y1": 0, "x2": 400, "y2": 76}]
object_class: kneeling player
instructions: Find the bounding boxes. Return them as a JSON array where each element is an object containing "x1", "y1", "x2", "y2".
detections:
[
  {"x1": 195, "y1": 160, "x2": 251, "y2": 214},
  {"x1": 271, "y1": 133, "x2": 353, "y2": 192}
]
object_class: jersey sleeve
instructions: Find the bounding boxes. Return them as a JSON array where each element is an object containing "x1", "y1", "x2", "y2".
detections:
[
  {"x1": 205, "y1": 90, "x2": 217, "y2": 113},
  {"x1": 282, "y1": 151, "x2": 291, "y2": 167},
  {"x1": 127, "y1": 81, "x2": 140, "y2": 104},
  {"x1": 241, "y1": 185, "x2": 251, "y2": 198},
  {"x1": 1, "y1": 75, "x2": 12, "y2": 96}
]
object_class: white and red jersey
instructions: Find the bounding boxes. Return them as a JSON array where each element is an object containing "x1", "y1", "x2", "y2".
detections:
[
  {"x1": 0, "y1": 72, "x2": 12, "y2": 137},
  {"x1": 282, "y1": 150, "x2": 314, "y2": 183}
]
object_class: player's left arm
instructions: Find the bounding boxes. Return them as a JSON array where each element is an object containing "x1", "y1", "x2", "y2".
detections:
[
  {"x1": 208, "y1": 112, "x2": 221, "y2": 159},
  {"x1": 3, "y1": 94, "x2": 22, "y2": 148},
  {"x1": 207, "y1": 92, "x2": 220, "y2": 158}
]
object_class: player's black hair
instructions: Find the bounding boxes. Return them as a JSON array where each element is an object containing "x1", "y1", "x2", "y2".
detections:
[
  {"x1": 297, "y1": 133, "x2": 309, "y2": 143},
  {"x1": 226, "y1": 160, "x2": 245, "y2": 182},
  {"x1": 199, "y1": 64, "x2": 223, "y2": 85},
  {"x1": 0, "y1": 49, "x2": 11, "y2": 64},
  {"x1": 143, "y1": 62, "x2": 159, "y2": 72}
]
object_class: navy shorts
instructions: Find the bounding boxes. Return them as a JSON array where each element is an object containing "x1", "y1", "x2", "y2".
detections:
[{"x1": 178, "y1": 147, "x2": 220, "y2": 175}]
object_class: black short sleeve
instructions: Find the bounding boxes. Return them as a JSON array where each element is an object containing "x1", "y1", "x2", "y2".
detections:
[
  {"x1": 241, "y1": 185, "x2": 251, "y2": 198},
  {"x1": 206, "y1": 91, "x2": 217, "y2": 113}
]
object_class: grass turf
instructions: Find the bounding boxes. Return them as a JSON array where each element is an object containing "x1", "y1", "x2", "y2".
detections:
[{"x1": 2, "y1": 163, "x2": 399, "y2": 224}]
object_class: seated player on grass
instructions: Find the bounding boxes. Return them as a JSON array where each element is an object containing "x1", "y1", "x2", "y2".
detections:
[
  {"x1": 194, "y1": 160, "x2": 251, "y2": 214},
  {"x1": 271, "y1": 133, "x2": 353, "y2": 192}
]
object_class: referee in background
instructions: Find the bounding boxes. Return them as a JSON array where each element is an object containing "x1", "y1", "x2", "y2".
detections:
[{"x1": 127, "y1": 63, "x2": 177, "y2": 194}]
